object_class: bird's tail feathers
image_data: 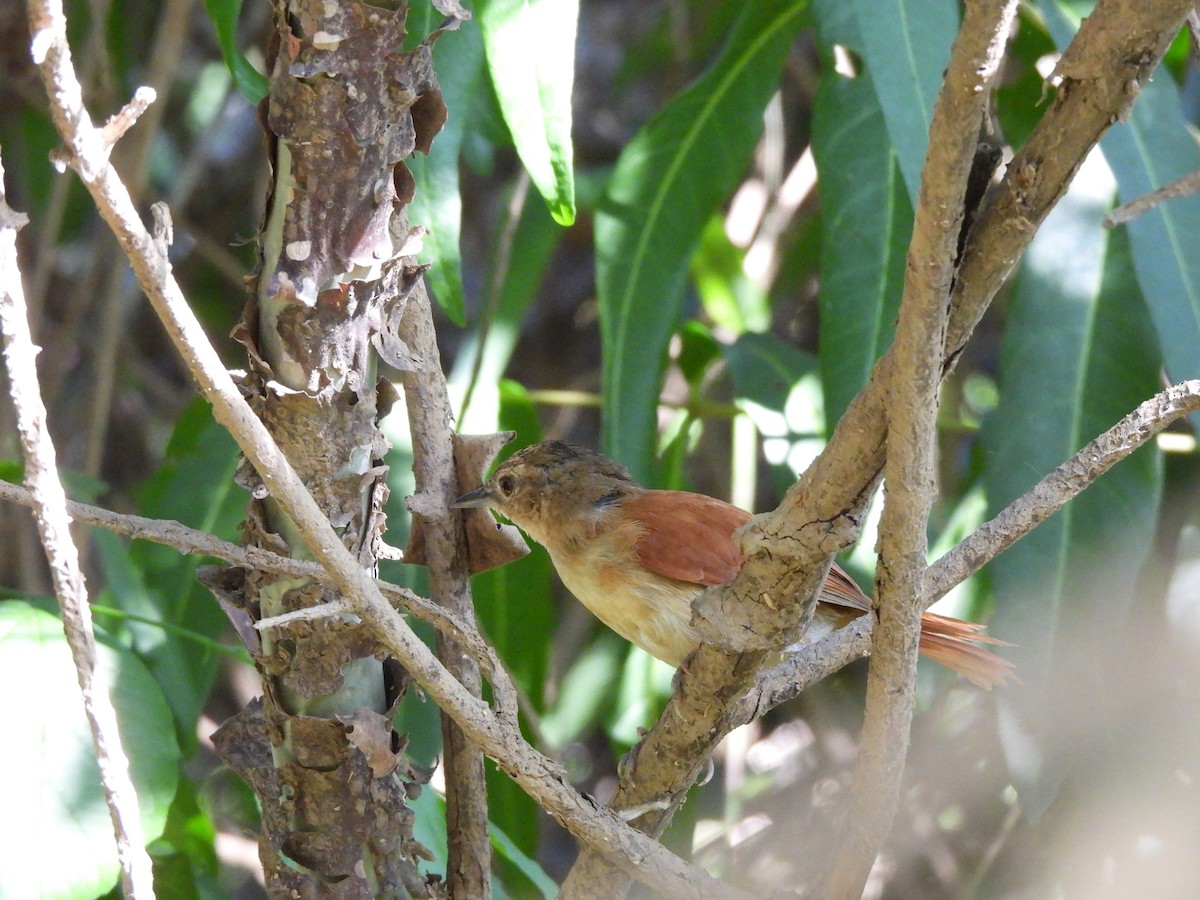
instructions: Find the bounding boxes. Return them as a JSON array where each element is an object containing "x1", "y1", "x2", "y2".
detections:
[{"x1": 917, "y1": 612, "x2": 1017, "y2": 690}]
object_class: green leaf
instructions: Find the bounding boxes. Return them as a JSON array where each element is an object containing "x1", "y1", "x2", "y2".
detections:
[
  {"x1": 811, "y1": 4, "x2": 913, "y2": 425},
  {"x1": 723, "y1": 332, "x2": 826, "y2": 480},
  {"x1": 407, "y1": 787, "x2": 449, "y2": 878},
  {"x1": 677, "y1": 320, "x2": 722, "y2": 387},
  {"x1": 983, "y1": 153, "x2": 1163, "y2": 813},
  {"x1": 452, "y1": 186, "x2": 562, "y2": 430},
  {"x1": 201, "y1": 0, "x2": 268, "y2": 104},
  {"x1": 148, "y1": 778, "x2": 223, "y2": 900},
  {"x1": 610, "y1": 643, "x2": 675, "y2": 746},
  {"x1": 1039, "y1": 1, "x2": 1200, "y2": 424},
  {"x1": 690, "y1": 215, "x2": 769, "y2": 334},
  {"x1": 121, "y1": 400, "x2": 242, "y2": 746},
  {"x1": 850, "y1": 0, "x2": 958, "y2": 204},
  {"x1": 723, "y1": 331, "x2": 816, "y2": 414},
  {"x1": 0, "y1": 602, "x2": 180, "y2": 900},
  {"x1": 479, "y1": 0, "x2": 578, "y2": 225},
  {"x1": 408, "y1": 4, "x2": 486, "y2": 325},
  {"x1": 597, "y1": 0, "x2": 810, "y2": 482},
  {"x1": 490, "y1": 815, "x2": 558, "y2": 899},
  {"x1": 473, "y1": 545, "x2": 553, "y2": 860},
  {"x1": 541, "y1": 632, "x2": 624, "y2": 747},
  {"x1": 407, "y1": 788, "x2": 556, "y2": 897}
]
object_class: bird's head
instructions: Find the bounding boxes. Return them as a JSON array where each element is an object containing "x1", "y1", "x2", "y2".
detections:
[{"x1": 451, "y1": 440, "x2": 639, "y2": 547}]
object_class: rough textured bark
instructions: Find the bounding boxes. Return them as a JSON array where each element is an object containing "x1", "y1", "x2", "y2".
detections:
[{"x1": 210, "y1": 2, "x2": 465, "y2": 894}]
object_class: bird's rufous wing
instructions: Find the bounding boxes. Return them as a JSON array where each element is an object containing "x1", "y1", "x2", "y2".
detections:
[
  {"x1": 624, "y1": 490, "x2": 752, "y2": 586},
  {"x1": 627, "y1": 490, "x2": 1013, "y2": 687}
]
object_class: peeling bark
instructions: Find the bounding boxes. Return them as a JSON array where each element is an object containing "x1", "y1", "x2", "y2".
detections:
[{"x1": 210, "y1": 2, "x2": 466, "y2": 894}]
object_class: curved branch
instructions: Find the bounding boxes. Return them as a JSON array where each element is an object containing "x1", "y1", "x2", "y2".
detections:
[
  {"x1": 25, "y1": 2, "x2": 739, "y2": 894},
  {"x1": 562, "y1": 1, "x2": 1195, "y2": 893}
]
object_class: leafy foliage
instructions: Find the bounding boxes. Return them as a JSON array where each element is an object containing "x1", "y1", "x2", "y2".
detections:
[{"x1": 595, "y1": 0, "x2": 809, "y2": 481}]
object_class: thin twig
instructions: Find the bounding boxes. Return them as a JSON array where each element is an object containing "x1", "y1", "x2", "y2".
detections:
[
  {"x1": 0, "y1": 477, "x2": 521, "y2": 727},
  {"x1": 83, "y1": 0, "x2": 196, "y2": 479},
  {"x1": 460, "y1": 169, "x2": 529, "y2": 422},
  {"x1": 925, "y1": 380, "x2": 1200, "y2": 603},
  {"x1": 733, "y1": 379, "x2": 1200, "y2": 724},
  {"x1": 0, "y1": 148, "x2": 154, "y2": 899},
  {"x1": 401, "y1": 283, "x2": 493, "y2": 896},
  {"x1": 1103, "y1": 168, "x2": 1200, "y2": 227},
  {"x1": 99, "y1": 85, "x2": 157, "y2": 146}
]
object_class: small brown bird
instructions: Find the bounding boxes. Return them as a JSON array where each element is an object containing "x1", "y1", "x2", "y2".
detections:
[{"x1": 454, "y1": 441, "x2": 1012, "y2": 688}]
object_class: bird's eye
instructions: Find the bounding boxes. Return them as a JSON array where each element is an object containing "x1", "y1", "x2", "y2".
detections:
[{"x1": 497, "y1": 475, "x2": 516, "y2": 496}]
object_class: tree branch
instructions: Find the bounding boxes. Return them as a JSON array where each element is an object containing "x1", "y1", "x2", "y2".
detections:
[
  {"x1": 0, "y1": 477, "x2": 523, "y2": 723},
  {"x1": 24, "y1": 2, "x2": 742, "y2": 894},
  {"x1": 562, "y1": 1, "x2": 1194, "y2": 894},
  {"x1": 0, "y1": 147, "x2": 154, "y2": 898},
  {"x1": 731, "y1": 379, "x2": 1200, "y2": 725},
  {"x1": 399, "y1": 282, "x2": 493, "y2": 896},
  {"x1": 1103, "y1": 168, "x2": 1200, "y2": 227},
  {"x1": 826, "y1": 3, "x2": 1017, "y2": 895}
]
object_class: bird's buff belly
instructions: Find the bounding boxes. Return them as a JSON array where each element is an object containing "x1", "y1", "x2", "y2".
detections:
[{"x1": 553, "y1": 552, "x2": 699, "y2": 667}]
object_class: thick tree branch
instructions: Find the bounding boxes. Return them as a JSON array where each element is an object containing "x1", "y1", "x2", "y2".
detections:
[
  {"x1": 0, "y1": 149, "x2": 154, "y2": 898},
  {"x1": 25, "y1": 3, "x2": 739, "y2": 895},
  {"x1": 827, "y1": 3, "x2": 1017, "y2": 895},
  {"x1": 562, "y1": 1, "x2": 1193, "y2": 894}
]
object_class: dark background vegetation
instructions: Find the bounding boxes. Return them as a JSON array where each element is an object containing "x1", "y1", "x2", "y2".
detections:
[{"x1": 2, "y1": 0, "x2": 1200, "y2": 896}]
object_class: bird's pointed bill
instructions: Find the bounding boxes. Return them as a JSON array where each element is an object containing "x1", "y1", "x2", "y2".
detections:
[{"x1": 452, "y1": 486, "x2": 494, "y2": 508}]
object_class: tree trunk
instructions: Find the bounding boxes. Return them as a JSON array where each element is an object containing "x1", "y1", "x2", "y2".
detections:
[{"x1": 210, "y1": 2, "x2": 473, "y2": 895}]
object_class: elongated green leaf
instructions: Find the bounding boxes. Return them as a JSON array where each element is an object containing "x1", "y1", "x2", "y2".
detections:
[
  {"x1": 1040, "y1": 1, "x2": 1200, "y2": 423},
  {"x1": 201, "y1": 0, "x2": 268, "y2": 104},
  {"x1": 452, "y1": 185, "x2": 562, "y2": 429},
  {"x1": 983, "y1": 151, "x2": 1162, "y2": 813},
  {"x1": 723, "y1": 332, "x2": 825, "y2": 482},
  {"x1": 690, "y1": 216, "x2": 770, "y2": 334},
  {"x1": 490, "y1": 817, "x2": 558, "y2": 899},
  {"x1": 812, "y1": 1, "x2": 913, "y2": 425},
  {"x1": 597, "y1": 0, "x2": 810, "y2": 482},
  {"x1": 479, "y1": 0, "x2": 578, "y2": 225},
  {"x1": 0, "y1": 602, "x2": 180, "y2": 900},
  {"x1": 151, "y1": 778, "x2": 222, "y2": 899},
  {"x1": 541, "y1": 633, "x2": 624, "y2": 747},
  {"x1": 118, "y1": 400, "x2": 242, "y2": 746},
  {"x1": 408, "y1": 3, "x2": 485, "y2": 325},
  {"x1": 408, "y1": 788, "x2": 556, "y2": 897},
  {"x1": 850, "y1": 0, "x2": 957, "y2": 203}
]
